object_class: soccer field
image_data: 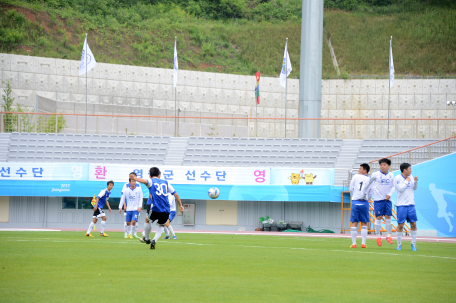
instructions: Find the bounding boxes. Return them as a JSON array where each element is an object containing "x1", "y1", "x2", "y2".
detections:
[{"x1": 0, "y1": 232, "x2": 455, "y2": 302}]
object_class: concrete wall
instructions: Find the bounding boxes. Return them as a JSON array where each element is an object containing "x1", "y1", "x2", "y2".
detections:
[
  {"x1": 1, "y1": 53, "x2": 455, "y2": 139},
  {"x1": 0, "y1": 196, "x2": 352, "y2": 232}
]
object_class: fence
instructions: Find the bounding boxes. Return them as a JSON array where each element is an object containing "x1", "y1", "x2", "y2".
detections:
[
  {"x1": 1, "y1": 112, "x2": 456, "y2": 139},
  {"x1": 369, "y1": 135, "x2": 456, "y2": 173}
]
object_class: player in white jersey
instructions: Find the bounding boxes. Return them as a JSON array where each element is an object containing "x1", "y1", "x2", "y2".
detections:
[
  {"x1": 119, "y1": 172, "x2": 141, "y2": 238},
  {"x1": 394, "y1": 163, "x2": 418, "y2": 251},
  {"x1": 349, "y1": 163, "x2": 372, "y2": 249},
  {"x1": 365, "y1": 158, "x2": 395, "y2": 246},
  {"x1": 121, "y1": 177, "x2": 143, "y2": 239},
  {"x1": 162, "y1": 194, "x2": 177, "y2": 240}
]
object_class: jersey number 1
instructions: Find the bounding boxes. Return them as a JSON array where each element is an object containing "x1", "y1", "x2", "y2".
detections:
[{"x1": 359, "y1": 182, "x2": 363, "y2": 191}]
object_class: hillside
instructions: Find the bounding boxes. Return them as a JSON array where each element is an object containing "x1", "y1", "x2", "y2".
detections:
[{"x1": 0, "y1": 0, "x2": 455, "y2": 78}]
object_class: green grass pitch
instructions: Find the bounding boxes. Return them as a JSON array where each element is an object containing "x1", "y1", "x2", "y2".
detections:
[{"x1": 0, "y1": 231, "x2": 455, "y2": 302}]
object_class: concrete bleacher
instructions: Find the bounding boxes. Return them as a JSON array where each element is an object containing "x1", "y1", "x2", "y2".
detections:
[
  {"x1": 183, "y1": 137, "x2": 344, "y2": 167},
  {"x1": 354, "y1": 139, "x2": 437, "y2": 167},
  {"x1": 3, "y1": 132, "x2": 444, "y2": 169},
  {"x1": 7, "y1": 132, "x2": 170, "y2": 164}
]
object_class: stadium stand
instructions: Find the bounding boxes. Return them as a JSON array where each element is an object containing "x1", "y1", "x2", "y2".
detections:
[
  {"x1": 354, "y1": 139, "x2": 437, "y2": 167},
  {"x1": 7, "y1": 132, "x2": 170, "y2": 164},
  {"x1": 4, "y1": 132, "x2": 444, "y2": 172}
]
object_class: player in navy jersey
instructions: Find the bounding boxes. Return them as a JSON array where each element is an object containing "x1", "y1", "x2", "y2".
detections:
[
  {"x1": 365, "y1": 158, "x2": 395, "y2": 246},
  {"x1": 349, "y1": 164, "x2": 372, "y2": 248},
  {"x1": 131, "y1": 167, "x2": 184, "y2": 249},
  {"x1": 86, "y1": 181, "x2": 114, "y2": 237}
]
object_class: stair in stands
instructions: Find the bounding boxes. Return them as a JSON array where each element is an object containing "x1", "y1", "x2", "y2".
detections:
[
  {"x1": 334, "y1": 139, "x2": 363, "y2": 186},
  {"x1": 163, "y1": 137, "x2": 189, "y2": 166},
  {"x1": 0, "y1": 133, "x2": 11, "y2": 162}
]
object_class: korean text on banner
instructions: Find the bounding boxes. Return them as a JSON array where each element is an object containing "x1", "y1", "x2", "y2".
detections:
[{"x1": 89, "y1": 164, "x2": 271, "y2": 185}]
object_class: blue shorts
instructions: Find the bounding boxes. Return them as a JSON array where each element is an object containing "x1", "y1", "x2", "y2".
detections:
[
  {"x1": 397, "y1": 205, "x2": 418, "y2": 224},
  {"x1": 126, "y1": 211, "x2": 139, "y2": 222},
  {"x1": 169, "y1": 211, "x2": 177, "y2": 222},
  {"x1": 350, "y1": 200, "x2": 370, "y2": 223},
  {"x1": 374, "y1": 200, "x2": 392, "y2": 217}
]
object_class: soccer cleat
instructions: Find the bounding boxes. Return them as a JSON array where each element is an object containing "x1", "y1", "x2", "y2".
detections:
[
  {"x1": 124, "y1": 234, "x2": 128, "y2": 239},
  {"x1": 100, "y1": 233, "x2": 109, "y2": 237},
  {"x1": 376, "y1": 238, "x2": 382, "y2": 246},
  {"x1": 139, "y1": 237, "x2": 150, "y2": 244},
  {"x1": 172, "y1": 236, "x2": 177, "y2": 240},
  {"x1": 150, "y1": 240, "x2": 156, "y2": 250},
  {"x1": 397, "y1": 244, "x2": 402, "y2": 251},
  {"x1": 162, "y1": 236, "x2": 170, "y2": 240},
  {"x1": 86, "y1": 233, "x2": 94, "y2": 237},
  {"x1": 386, "y1": 236, "x2": 393, "y2": 245},
  {"x1": 350, "y1": 244, "x2": 357, "y2": 248},
  {"x1": 361, "y1": 244, "x2": 367, "y2": 248},
  {"x1": 128, "y1": 235, "x2": 134, "y2": 239},
  {"x1": 133, "y1": 234, "x2": 140, "y2": 239},
  {"x1": 411, "y1": 243, "x2": 417, "y2": 251}
]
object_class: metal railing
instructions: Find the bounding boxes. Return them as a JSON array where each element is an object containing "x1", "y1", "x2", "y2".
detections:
[
  {"x1": 1, "y1": 112, "x2": 455, "y2": 139},
  {"x1": 369, "y1": 135, "x2": 456, "y2": 172}
]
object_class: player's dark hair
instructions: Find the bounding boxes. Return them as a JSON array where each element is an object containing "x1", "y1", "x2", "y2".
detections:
[
  {"x1": 149, "y1": 167, "x2": 161, "y2": 178},
  {"x1": 400, "y1": 163, "x2": 411, "y2": 173},
  {"x1": 129, "y1": 172, "x2": 137, "y2": 176},
  {"x1": 360, "y1": 163, "x2": 370, "y2": 174},
  {"x1": 379, "y1": 158, "x2": 391, "y2": 166},
  {"x1": 107, "y1": 180, "x2": 114, "y2": 186}
]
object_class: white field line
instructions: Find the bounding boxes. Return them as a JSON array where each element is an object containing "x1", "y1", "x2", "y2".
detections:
[{"x1": 2, "y1": 237, "x2": 456, "y2": 260}]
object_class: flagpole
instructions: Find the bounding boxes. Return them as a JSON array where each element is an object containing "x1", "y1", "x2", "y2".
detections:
[
  {"x1": 284, "y1": 38, "x2": 288, "y2": 139},
  {"x1": 387, "y1": 36, "x2": 391, "y2": 140},
  {"x1": 85, "y1": 33, "x2": 88, "y2": 134},
  {"x1": 174, "y1": 36, "x2": 177, "y2": 137}
]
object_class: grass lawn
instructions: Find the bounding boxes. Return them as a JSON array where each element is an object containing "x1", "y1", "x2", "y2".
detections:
[{"x1": 0, "y1": 231, "x2": 455, "y2": 302}]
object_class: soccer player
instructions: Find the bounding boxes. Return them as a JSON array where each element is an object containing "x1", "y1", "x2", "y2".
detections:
[
  {"x1": 121, "y1": 176, "x2": 143, "y2": 239},
  {"x1": 163, "y1": 193, "x2": 177, "y2": 240},
  {"x1": 366, "y1": 158, "x2": 395, "y2": 246},
  {"x1": 349, "y1": 163, "x2": 372, "y2": 248},
  {"x1": 141, "y1": 195, "x2": 153, "y2": 238},
  {"x1": 120, "y1": 172, "x2": 141, "y2": 238},
  {"x1": 131, "y1": 167, "x2": 184, "y2": 249},
  {"x1": 394, "y1": 163, "x2": 418, "y2": 251},
  {"x1": 86, "y1": 181, "x2": 114, "y2": 237}
]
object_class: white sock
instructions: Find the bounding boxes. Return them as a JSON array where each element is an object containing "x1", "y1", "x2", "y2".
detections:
[
  {"x1": 127, "y1": 225, "x2": 132, "y2": 235},
  {"x1": 153, "y1": 226, "x2": 164, "y2": 242},
  {"x1": 133, "y1": 222, "x2": 138, "y2": 235},
  {"x1": 411, "y1": 230, "x2": 417, "y2": 245},
  {"x1": 374, "y1": 219, "x2": 381, "y2": 238},
  {"x1": 87, "y1": 222, "x2": 94, "y2": 234},
  {"x1": 385, "y1": 219, "x2": 392, "y2": 236},
  {"x1": 168, "y1": 225, "x2": 175, "y2": 237},
  {"x1": 144, "y1": 223, "x2": 152, "y2": 240},
  {"x1": 100, "y1": 221, "x2": 106, "y2": 233},
  {"x1": 124, "y1": 221, "x2": 127, "y2": 235},
  {"x1": 397, "y1": 231, "x2": 402, "y2": 245},
  {"x1": 350, "y1": 227, "x2": 357, "y2": 245},
  {"x1": 361, "y1": 226, "x2": 368, "y2": 245},
  {"x1": 164, "y1": 226, "x2": 170, "y2": 237}
]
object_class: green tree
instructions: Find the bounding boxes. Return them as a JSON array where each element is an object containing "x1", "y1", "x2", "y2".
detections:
[{"x1": 1, "y1": 80, "x2": 15, "y2": 133}]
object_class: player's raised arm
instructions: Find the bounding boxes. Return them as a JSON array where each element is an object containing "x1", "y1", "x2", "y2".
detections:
[
  {"x1": 395, "y1": 177, "x2": 409, "y2": 193},
  {"x1": 130, "y1": 175, "x2": 149, "y2": 186},
  {"x1": 413, "y1": 176, "x2": 418, "y2": 190}
]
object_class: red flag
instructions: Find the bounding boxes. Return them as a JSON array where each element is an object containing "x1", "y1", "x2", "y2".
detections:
[{"x1": 255, "y1": 71, "x2": 260, "y2": 105}]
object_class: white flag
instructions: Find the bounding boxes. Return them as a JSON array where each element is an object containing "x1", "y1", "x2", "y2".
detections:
[
  {"x1": 279, "y1": 40, "x2": 292, "y2": 88},
  {"x1": 173, "y1": 38, "x2": 178, "y2": 88},
  {"x1": 389, "y1": 36, "x2": 394, "y2": 88},
  {"x1": 79, "y1": 35, "x2": 96, "y2": 76}
]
